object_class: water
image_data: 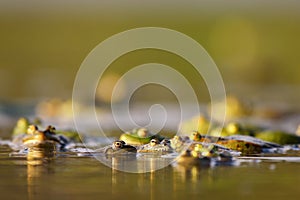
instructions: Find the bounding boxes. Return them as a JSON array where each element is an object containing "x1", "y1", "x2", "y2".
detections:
[{"x1": 0, "y1": 143, "x2": 300, "y2": 200}]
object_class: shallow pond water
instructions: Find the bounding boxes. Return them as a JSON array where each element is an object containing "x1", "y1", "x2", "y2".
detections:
[{"x1": 0, "y1": 145, "x2": 300, "y2": 200}]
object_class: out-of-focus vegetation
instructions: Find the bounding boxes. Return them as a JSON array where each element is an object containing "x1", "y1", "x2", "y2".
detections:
[{"x1": 0, "y1": 1, "x2": 300, "y2": 105}]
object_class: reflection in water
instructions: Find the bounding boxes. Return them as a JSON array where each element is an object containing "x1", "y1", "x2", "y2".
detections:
[
  {"x1": 109, "y1": 156, "x2": 173, "y2": 199},
  {"x1": 173, "y1": 164, "x2": 203, "y2": 184},
  {"x1": 26, "y1": 148, "x2": 55, "y2": 200},
  {"x1": 96, "y1": 152, "x2": 173, "y2": 173},
  {"x1": 1, "y1": 144, "x2": 299, "y2": 199},
  {"x1": 173, "y1": 162, "x2": 226, "y2": 195},
  {"x1": 108, "y1": 154, "x2": 217, "y2": 199}
]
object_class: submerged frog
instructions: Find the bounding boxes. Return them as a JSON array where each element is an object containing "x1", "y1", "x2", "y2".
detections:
[
  {"x1": 11, "y1": 117, "x2": 81, "y2": 142},
  {"x1": 189, "y1": 141, "x2": 236, "y2": 163},
  {"x1": 105, "y1": 140, "x2": 137, "y2": 155},
  {"x1": 170, "y1": 135, "x2": 191, "y2": 152},
  {"x1": 189, "y1": 131, "x2": 223, "y2": 145},
  {"x1": 185, "y1": 114, "x2": 297, "y2": 147},
  {"x1": 22, "y1": 125, "x2": 57, "y2": 150},
  {"x1": 214, "y1": 122, "x2": 300, "y2": 145},
  {"x1": 216, "y1": 135, "x2": 281, "y2": 155},
  {"x1": 190, "y1": 143, "x2": 218, "y2": 157},
  {"x1": 174, "y1": 139, "x2": 236, "y2": 167},
  {"x1": 22, "y1": 125, "x2": 48, "y2": 147},
  {"x1": 137, "y1": 138, "x2": 172, "y2": 153},
  {"x1": 119, "y1": 128, "x2": 164, "y2": 145},
  {"x1": 188, "y1": 131, "x2": 281, "y2": 155},
  {"x1": 43, "y1": 126, "x2": 69, "y2": 148},
  {"x1": 14, "y1": 125, "x2": 69, "y2": 150},
  {"x1": 225, "y1": 122, "x2": 300, "y2": 145},
  {"x1": 189, "y1": 131, "x2": 202, "y2": 142}
]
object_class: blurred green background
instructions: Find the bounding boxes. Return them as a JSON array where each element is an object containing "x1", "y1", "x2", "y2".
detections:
[{"x1": 0, "y1": 0, "x2": 300, "y2": 106}]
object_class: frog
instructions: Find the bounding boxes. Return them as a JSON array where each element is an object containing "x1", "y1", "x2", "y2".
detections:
[
  {"x1": 169, "y1": 135, "x2": 191, "y2": 153},
  {"x1": 180, "y1": 115, "x2": 212, "y2": 135},
  {"x1": 188, "y1": 141, "x2": 236, "y2": 163},
  {"x1": 254, "y1": 130, "x2": 300, "y2": 145},
  {"x1": 217, "y1": 135, "x2": 281, "y2": 155},
  {"x1": 221, "y1": 122, "x2": 259, "y2": 137},
  {"x1": 210, "y1": 121, "x2": 300, "y2": 145},
  {"x1": 208, "y1": 95, "x2": 252, "y2": 120},
  {"x1": 137, "y1": 138, "x2": 172, "y2": 153},
  {"x1": 176, "y1": 150, "x2": 211, "y2": 167},
  {"x1": 43, "y1": 126, "x2": 69, "y2": 149},
  {"x1": 119, "y1": 128, "x2": 164, "y2": 145},
  {"x1": 11, "y1": 117, "x2": 81, "y2": 142},
  {"x1": 12, "y1": 117, "x2": 29, "y2": 136},
  {"x1": 188, "y1": 131, "x2": 281, "y2": 155},
  {"x1": 207, "y1": 122, "x2": 263, "y2": 137},
  {"x1": 189, "y1": 131, "x2": 221, "y2": 144},
  {"x1": 217, "y1": 122, "x2": 300, "y2": 145},
  {"x1": 22, "y1": 125, "x2": 56, "y2": 150},
  {"x1": 12, "y1": 117, "x2": 42, "y2": 136},
  {"x1": 181, "y1": 115, "x2": 259, "y2": 138},
  {"x1": 20, "y1": 125, "x2": 68, "y2": 150},
  {"x1": 105, "y1": 140, "x2": 137, "y2": 155}
]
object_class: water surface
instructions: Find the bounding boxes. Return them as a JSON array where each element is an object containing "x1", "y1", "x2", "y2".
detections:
[{"x1": 0, "y1": 145, "x2": 299, "y2": 200}]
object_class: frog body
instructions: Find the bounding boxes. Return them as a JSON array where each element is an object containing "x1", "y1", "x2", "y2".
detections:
[
  {"x1": 119, "y1": 128, "x2": 164, "y2": 145},
  {"x1": 137, "y1": 139, "x2": 172, "y2": 153},
  {"x1": 105, "y1": 140, "x2": 137, "y2": 155}
]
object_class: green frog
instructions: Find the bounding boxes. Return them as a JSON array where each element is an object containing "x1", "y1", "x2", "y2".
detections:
[
  {"x1": 21, "y1": 125, "x2": 68, "y2": 150},
  {"x1": 119, "y1": 128, "x2": 164, "y2": 145},
  {"x1": 255, "y1": 130, "x2": 300, "y2": 145},
  {"x1": 216, "y1": 122, "x2": 300, "y2": 145},
  {"x1": 11, "y1": 117, "x2": 81, "y2": 142},
  {"x1": 208, "y1": 95, "x2": 252, "y2": 120},
  {"x1": 12, "y1": 117, "x2": 29, "y2": 136},
  {"x1": 176, "y1": 150, "x2": 211, "y2": 167},
  {"x1": 188, "y1": 131, "x2": 281, "y2": 155},
  {"x1": 184, "y1": 115, "x2": 298, "y2": 146},
  {"x1": 216, "y1": 135, "x2": 281, "y2": 155},
  {"x1": 180, "y1": 115, "x2": 212, "y2": 135},
  {"x1": 170, "y1": 135, "x2": 191, "y2": 152}
]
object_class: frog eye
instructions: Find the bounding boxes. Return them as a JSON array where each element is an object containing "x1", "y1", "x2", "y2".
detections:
[
  {"x1": 150, "y1": 139, "x2": 157, "y2": 144},
  {"x1": 49, "y1": 126, "x2": 56, "y2": 131},
  {"x1": 115, "y1": 141, "x2": 123, "y2": 147},
  {"x1": 29, "y1": 125, "x2": 38, "y2": 130}
]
